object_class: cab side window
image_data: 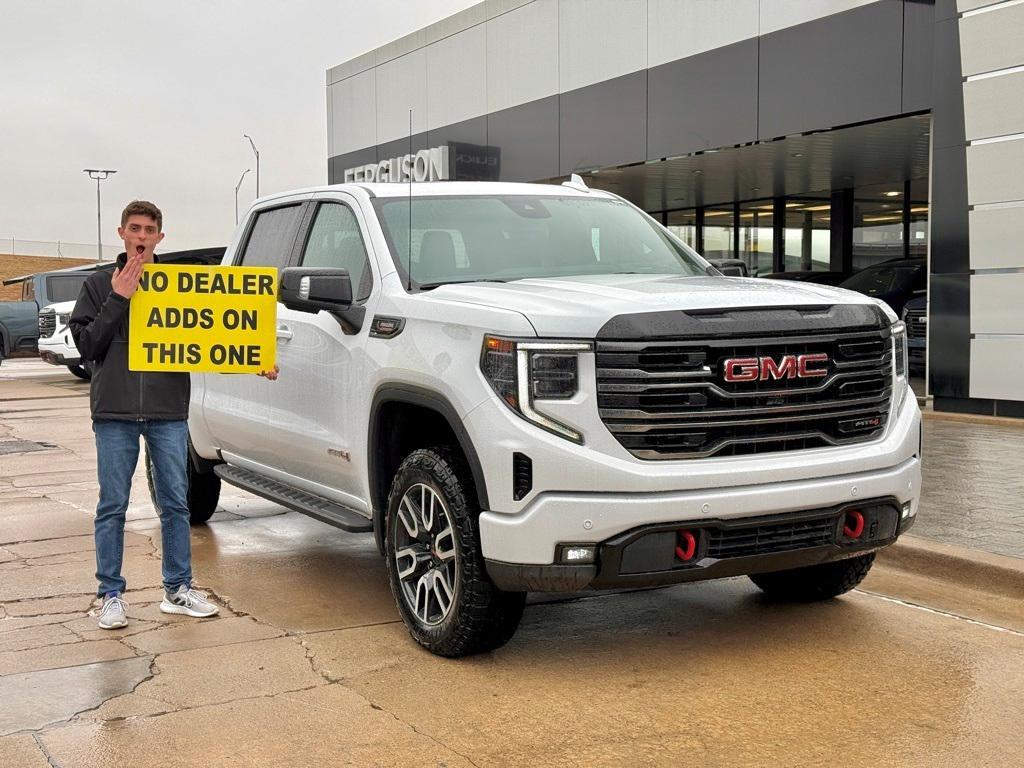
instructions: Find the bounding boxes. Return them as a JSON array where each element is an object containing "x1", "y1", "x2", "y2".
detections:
[
  {"x1": 237, "y1": 205, "x2": 304, "y2": 271},
  {"x1": 300, "y1": 203, "x2": 373, "y2": 301}
]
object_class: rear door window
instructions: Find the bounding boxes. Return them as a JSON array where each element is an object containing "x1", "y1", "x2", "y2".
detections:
[{"x1": 237, "y1": 205, "x2": 305, "y2": 271}]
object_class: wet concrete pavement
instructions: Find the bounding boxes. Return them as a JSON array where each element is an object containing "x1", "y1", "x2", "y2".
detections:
[{"x1": 2, "y1": 359, "x2": 1023, "y2": 767}]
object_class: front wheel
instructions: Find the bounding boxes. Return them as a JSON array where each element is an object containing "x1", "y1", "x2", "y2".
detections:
[
  {"x1": 384, "y1": 447, "x2": 526, "y2": 657},
  {"x1": 145, "y1": 445, "x2": 221, "y2": 525},
  {"x1": 749, "y1": 552, "x2": 876, "y2": 601},
  {"x1": 67, "y1": 364, "x2": 91, "y2": 380}
]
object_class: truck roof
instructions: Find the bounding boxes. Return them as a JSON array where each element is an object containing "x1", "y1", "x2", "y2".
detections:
[{"x1": 253, "y1": 180, "x2": 618, "y2": 204}]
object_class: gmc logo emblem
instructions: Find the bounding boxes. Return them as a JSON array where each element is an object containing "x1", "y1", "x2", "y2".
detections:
[{"x1": 723, "y1": 353, "x2": 829, "y2": 382}]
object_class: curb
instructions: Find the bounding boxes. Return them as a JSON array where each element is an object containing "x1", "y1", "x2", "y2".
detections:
[
  {"x1": 920, "y1": 408, "x2": 1024, "y2": 429},
  {"x1": 877, "y1": 534, "x2": 1024, "y2": 598}
]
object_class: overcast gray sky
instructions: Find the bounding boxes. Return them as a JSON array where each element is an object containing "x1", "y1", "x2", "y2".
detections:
[{"x1": 0, "y1": 0, "x2": 478, "y2": 254}]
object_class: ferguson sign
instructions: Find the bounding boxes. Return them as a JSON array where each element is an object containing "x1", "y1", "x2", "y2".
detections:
[{"x1": 343, "y1": 146, "x2": 450, "y2": 183}]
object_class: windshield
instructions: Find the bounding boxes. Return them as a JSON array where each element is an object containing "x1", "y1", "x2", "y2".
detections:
[
  {"x1": 373, "y1": 195, "x2": 707, "y2": 288},
  {"x1": 841, "y1": 264, "x2": 922, "y2": 296}
]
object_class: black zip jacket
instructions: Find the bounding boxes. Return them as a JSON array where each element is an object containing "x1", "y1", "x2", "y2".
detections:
[{"x1": 70, "y1": 252, "x2": 190, "y2": 421}]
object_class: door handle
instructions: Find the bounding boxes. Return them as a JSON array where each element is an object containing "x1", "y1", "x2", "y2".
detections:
[{"x1": 276, "y1": 325, "x2": 293, "y2": 341}]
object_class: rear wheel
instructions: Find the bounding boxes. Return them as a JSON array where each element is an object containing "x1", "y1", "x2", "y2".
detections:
[
  {"x1": 749, "y1": 553, "x2": 876, "y2": 601},
  {"x1": 67, "y1": 364, "x2": 90, "y2": 380},
  {"x1": 145, "y1": 444, "x2": 221, "y2": 526},
  {"x1": 384, "y1": 447, "x2": 526, "y2": 657}
]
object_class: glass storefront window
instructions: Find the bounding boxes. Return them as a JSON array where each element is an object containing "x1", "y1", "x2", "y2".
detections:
[
  {"x1": 702, "y1": 207, "x2": 735, "y2": 260},
  {"x1": 666, "y1": 209, "x2": 697, "y2": 250},
  {"x1": 738, "y1": 202, "x2": 773, "y2": 277},
  {"x1": 784, "y1": 201, "x2": 831, "y2": 271}
]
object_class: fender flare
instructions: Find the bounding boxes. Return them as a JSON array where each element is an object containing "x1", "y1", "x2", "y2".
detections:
[{"x1": 368, "y1": 384, "x2": 489, "y2": 554}]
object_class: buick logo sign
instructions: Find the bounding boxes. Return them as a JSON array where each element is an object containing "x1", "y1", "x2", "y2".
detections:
[{"x1": 723, "y1": 353, "x2": 829, "y2": 382}]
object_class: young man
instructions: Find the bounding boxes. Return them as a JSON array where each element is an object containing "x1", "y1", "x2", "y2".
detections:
[{"x1": 71, "y1": 200, "x2": 277, "y2": 629}]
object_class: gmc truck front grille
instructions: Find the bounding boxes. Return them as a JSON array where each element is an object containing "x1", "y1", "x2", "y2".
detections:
[
  {"x1": 596, "y1": 327, "x2": 893, "y2": 460},
  {"x1": 905, "y1": 307, "x2": 926, "y2": 340},
  {"x1": 38, "y1": 311, "x2": 56, "y2": 339}
]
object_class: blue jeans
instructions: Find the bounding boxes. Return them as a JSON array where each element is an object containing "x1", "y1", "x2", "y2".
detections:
[{"x1": 93, "y1": 419, "x2": 192, "y2": 596}]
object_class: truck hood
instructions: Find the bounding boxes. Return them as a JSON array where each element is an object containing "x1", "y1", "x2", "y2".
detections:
[
  {"x1": 429, "y1": 274, "x2": 891, "y2": 336},
  {"x1": 42, "y1": 300, "x2": 77, "y2": 313}
]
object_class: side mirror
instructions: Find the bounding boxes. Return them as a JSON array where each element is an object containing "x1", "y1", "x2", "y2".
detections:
[{"x1": 279, "y1": 268, "x2": 353, "y2": 313}]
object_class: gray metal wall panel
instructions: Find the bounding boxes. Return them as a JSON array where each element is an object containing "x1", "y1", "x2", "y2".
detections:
[
  {"x1": 376, "y1": 133, "x2": 431, "y2": 170},
  {"x1": 558, "y1": 0, "x2": 647, "y2": 92},
  {"x1": 959, "y1": 1, "x2": 1024, "y2": 76},
  {"x1": 967, "y1": 139, "x2": 1024, "y2": 205},
  {"x1": 969, "y1": 205, "x2": 1024, "y2": 270},
  {"x1": 486, "y1": 0, "x2": 559, "y2": 113},
  {"x1": 932, "y1": 17, "x2": 966, "y2": 150},
  {"x1": 375, "y1": 50, "x2": 428, "y2": 145},
  {"x1": 759, "y1": 0, "x2": 883, "y2": 34},
  {"x1": 646, "y1": 0, "x2": 758, "y2": 67},
  {"x1": 758, "y1": 1, "x2": 904, "y2": 139},
  {"x1": 427, "y1": 26, "x2": 487, "y2": 130},
  {"x1": 330, "y1": 71, "x2": 377, "y2": 158},
  {"x1": 902, "y1": 0, "x2": 935, "y2": 113},
  {"x1": 964, "y1": 70, "x2": 1024, "y2": 141},
  {"x1": 970, "y1": 338, "x2": 1024, "y2": 401},
  {"x1": 559, "y1": 71, "x2": 647, "y2": 175},
  {"x1": 971, "y1": 274, "x2": 1024, "y2": 334},
  {"x1": 487, "y1": 95, "x2": 560, "y2": 181},
  {"x1": 647, "y1": 39, "x2": 758, "y2": 160},
  {"x1": 427, "y1": 116, "x2": 489, "y2": 154}
]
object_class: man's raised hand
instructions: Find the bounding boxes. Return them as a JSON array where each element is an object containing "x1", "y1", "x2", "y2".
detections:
[{"x1": 111, "y1": 252, "x2": 145, "y2": 299}]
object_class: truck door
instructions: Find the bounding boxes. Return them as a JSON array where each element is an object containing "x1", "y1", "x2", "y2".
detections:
[
  {"x1": 268, "y1": 193, "x2": 378, "y2": 513},
  {"x1": 198, "y1": 202, "x2": 305, "y2": 470}
]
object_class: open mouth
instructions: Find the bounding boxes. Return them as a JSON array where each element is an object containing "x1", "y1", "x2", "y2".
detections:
[{"x1": 136, "y1": 245, "x2": 145, "y2": 255}]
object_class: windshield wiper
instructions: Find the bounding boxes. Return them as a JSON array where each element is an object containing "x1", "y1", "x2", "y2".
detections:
[{"x1": 416, "y1": 278, "x2": 511, "y2": 291}]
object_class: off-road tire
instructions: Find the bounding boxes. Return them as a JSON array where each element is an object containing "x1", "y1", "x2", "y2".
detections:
[
  {"x1": 384, "y1": 446, "x2": 526, "y2": 657},
  {"x1": 67, "y1": 364, "x2": 91, "y2": 380},
  {"x1": 749, "y1": 552, "x2": 876, "y2": 601},
  {"x1": 145, "y1": 446, "x2": 221, "y2": 526}
]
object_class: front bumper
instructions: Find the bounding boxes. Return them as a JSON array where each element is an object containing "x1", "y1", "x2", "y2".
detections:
[
  {"x1": 38, "y1": 337, "x2": 80, "y2": 366},
  {"x1": 487, "y1": 497, "x2": 914, "y2": 591}
]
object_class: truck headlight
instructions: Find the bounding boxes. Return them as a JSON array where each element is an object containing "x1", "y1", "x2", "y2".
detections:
[
  {"x1": 481, "y1": 335, "x2": 591, "y2": 443},
  {"x1": 892, "y1": 321, "x2": 908, "y2": 407},
  {"x1": 57, "y1": 312, "x2": 71, "y2": 328}
]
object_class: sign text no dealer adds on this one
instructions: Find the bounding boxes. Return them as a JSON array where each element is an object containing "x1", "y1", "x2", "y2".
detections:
[{"x1": 128, "y1": 265, "x2": 278, "y2": 373}]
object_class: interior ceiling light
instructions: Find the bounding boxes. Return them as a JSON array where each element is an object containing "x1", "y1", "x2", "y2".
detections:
[
  {"x1": 802, "y1": 204, "x2": 832, "y2": 211},
  {"x1": 791, "y1": 152, "x2": 804, "y2": 158},
  {"x1": 692, "y1": 169, "x2": 704, "y2": 175},
  {"x1": 884, "y1": 191, "x2": 901, "y2": 197}
]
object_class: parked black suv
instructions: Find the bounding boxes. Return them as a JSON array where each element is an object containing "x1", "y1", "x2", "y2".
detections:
[{"x1": 838, "y1": 258, "x2": 926, "y2": 315}]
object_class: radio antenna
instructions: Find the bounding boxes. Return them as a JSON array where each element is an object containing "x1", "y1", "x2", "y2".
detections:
[{"x1": 407, "y1": 108, "x2": 413, "y2": 292}]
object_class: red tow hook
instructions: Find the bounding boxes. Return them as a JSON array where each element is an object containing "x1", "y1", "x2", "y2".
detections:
[
  {"x1": 675, "y1": 529, "x2": 697, "y2": 562},
  {"x1": 843, "y1": 510, "x2": 865, "y2": 539}
]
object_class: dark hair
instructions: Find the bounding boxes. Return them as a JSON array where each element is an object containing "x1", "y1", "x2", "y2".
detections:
[{"x1": 120, "y1": 200, "x2": 163, "y2": 231}]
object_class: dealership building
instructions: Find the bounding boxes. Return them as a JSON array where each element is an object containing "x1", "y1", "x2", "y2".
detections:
[{"x1": 326, "y1": 0, "x2": 1024, "y2": 418}]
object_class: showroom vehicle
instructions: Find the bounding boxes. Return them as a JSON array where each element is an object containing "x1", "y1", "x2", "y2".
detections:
[
  {"x1": 763, "y1": 271, "x2": 848, "y2": 286},
  {"x1": 187, "y1": 179, "x2": 922, "y2": 657},
  {"x1": 838, "y1": 257, "x2": 926, "y2": 315},
  {"x1": 902, "y1": 294, "x2": 927, "y2": 373}
]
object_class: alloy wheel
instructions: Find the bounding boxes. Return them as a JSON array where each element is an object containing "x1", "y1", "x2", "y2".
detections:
[{"x1": 392, "y1": 483, "x2": 458, "y2": 626}]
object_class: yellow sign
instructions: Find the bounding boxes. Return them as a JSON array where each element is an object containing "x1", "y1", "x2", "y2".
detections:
[{"x1": 128, "y1": 265, "x2": 277, "y2": 373}]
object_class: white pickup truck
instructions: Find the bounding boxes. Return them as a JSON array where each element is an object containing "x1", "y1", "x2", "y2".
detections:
[{"x1": 187, "y1": 179, "x2": 922, "y2": 657}]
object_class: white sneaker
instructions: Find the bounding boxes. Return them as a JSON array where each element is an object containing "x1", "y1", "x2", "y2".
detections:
[
  {"x1": 98, "y1": 593, "x2": 128, "y2": 629},
  {"x1": 159, "y1": 585, "x2": 219, "y2": 618}
]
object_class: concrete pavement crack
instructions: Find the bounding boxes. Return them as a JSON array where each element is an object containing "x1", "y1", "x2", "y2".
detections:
[
  {"x1": 331, "y1": 685, "x2": 482, "y2": 768},
  {"x1": 31, "y1": 732, "x2": 62, "y2": 768}
]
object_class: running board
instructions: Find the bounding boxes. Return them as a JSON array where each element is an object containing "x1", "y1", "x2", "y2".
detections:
[{"x1": 214, "y1": 464, "x2": 373, "y2": 533}]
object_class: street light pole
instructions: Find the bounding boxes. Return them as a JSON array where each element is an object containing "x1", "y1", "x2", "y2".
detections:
[
  {"x1": 83, "y1": 169, "x2": 117, "y2": 261},
  {"x1": 235, "y1": 168, "x2": 251, "y2": 225},
  {"x1": 243, "y1": 134, "x2": 260, "y2": 197}
]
